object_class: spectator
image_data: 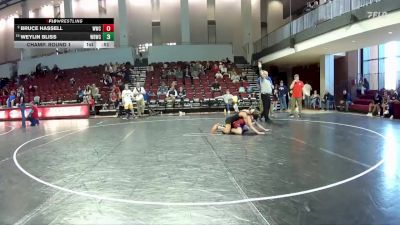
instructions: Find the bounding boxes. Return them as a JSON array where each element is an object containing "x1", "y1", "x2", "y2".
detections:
[
  {"x1": 239, "y1": 85, "x2": 246, "y2": 94},
  {"x1": 272, "y1": 84, "x2": 279, "y2": 111},
  {"x1": 87, "y1": 96, "x2": 95, "y2": 111},
  {"x1": 105, "y1": 74, "x2": 113, "y2": 86},
  {"x1": 310, "y1": 90, "x2": 320, "y2": 109},
  {"x1": 240, "y1": 71, "x2": 248, "y2": 81},
  {"x1": 27, "y1": 102, "x2": 40, "y2": 126},
  {"x1": 184, "y1": 67, "x2": 191, "y2": 78},
  {"x1": 109, "y1": 91, "x2": 118, "y2": 109},
  {"x1": 112, "y1": 84, "x2": 121, "y2": 100},
  {"x1": 177, "y1": 86, "x2": 186, "y2": 102},
  {"x1": 108, "y1": 63, "x2": 114, "y2": 74},
  {"x1": 216, "y1": 89, "x2": 234, "y2": 115},
  {"x1": 91, "y1": 84, "x2": 100, "y2": 102},
  {"x1": 230, "y1": 70, "x2": 240, "y2": 83},
  {"x1": 52, "y1": 64, "x2": 60, "y2": 74},
  {"x1": 212, "y1": 63, "x2": 219, "y2": 73},
  {"x1": 161, "y1": 68, "x2": 168, "y2": 79},
  {"x1": 157, "y1": 82, "x2": 168, "y2": 97},
  {"x1": 388, "y1": 90, "x2": 400, "y2": 119},
  {"x1": 166, "y1": 86, "x2": 178, "y2": 105},
  {"x1": 33, "y1": 95, "x2": 41, "y2": 105},
  {"x1": 83, "y1": 85, "x2": 92, "y2": 102},
  {"x1": 7, "y1": 90, "x2": 16, "y2": 107},
  {"x1": 123, "y1": 67, "x2": 131, "y2": 83},
  {"x1": 381, "y1": 90, "x2": 390, "y2": 117},
  {"x1": 104, "y1": 63, "x2": 109, "y2": 73},
  {"x1": 112, "y1": 63, "x2": 117, "y2": 75},
  {"x1": 219, "y1": 62, "x2": 227, "y2": 73},
  {"x1": 70, "y1": 77, "x2": 76, "y2": 86},
  {"x1": 56, "y1": 97, "x2": 63, "y2": 105},
  {"x1": 133, "y1": 83, "x2": 146, "y2": 117},
  {"x1": 363, "y1": 78, "x2": 370, "y2": 92},
  {"x1": 76, "y1": 87, "x2": 84, "y2": 103},
  {"x1": 312, "y1": 0, "x2": 319, "y2": 9},
  {"x1": 278, "y1": 80, "x2": 288, "y2": 111},
  {"x1": 302, "y1": 81, "x2": 312, "y2": 108},
  {"x1": 367, "y1": 92, "x2": 382, "y2": 117},
  {"x1": 211, "y1": 80, "x2": 221, "y2": 97},
  {"x1": 215, "y1": 71, "x2": 223, "y2": 79},
  {"x1": 35, "y1": 63, "x2": 43, "y2": 75},
  {"x1": 18, "y1": 88, "x2": 26, "y2": 128},
  {"x1": 289, "y1": 74, "x2": 304, "y2": 118},
  {"x1": 321, "y1": 91, "x2": 334, "y2": 110},
  {"x1": 340, "y1": 89, "x2": 352, "y2": 112},
  {"x1": 175, "y1": 67, "x2": 183, "y2": 79}
]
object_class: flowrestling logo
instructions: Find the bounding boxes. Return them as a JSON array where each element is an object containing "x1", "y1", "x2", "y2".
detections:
[{"x1": 367, "y1": 11, "x2": 387, "y2": 18}]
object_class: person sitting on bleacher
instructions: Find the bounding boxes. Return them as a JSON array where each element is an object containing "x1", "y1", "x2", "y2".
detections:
[
  {"x1": 91, "y1": 84, "x2": 100, "y2": 102},
  {"x1": 184, "y1": 67, "x2": 191, "y2": 78},
  {"x1": 340, "y1": 89, "x2": 352, "y2": 112},
  {"x1": 175, "y1": 67, "x2": 183, "y2": 79},
  {"x1": 6, "y1": 91, "x2": 16, "y2": 107},
  {"x1": 321, "y1": 91, "x2": 334, "y2": 110},
  {"x1": 109, "y1": 91, "x2": 118, "y2": 109},
  {"x1": 215, "y1": 71, "x2": 223, "y2": 79},
  {"x1": 166, "y1": 86, "x2": 178, "y2": 106},
  {"x1": 219, "y1": 62, "x2": 227, "y2": 74},
  {"x1": 157, "y1": 82, "x2": 168, "y2": 98},
  {"x1": 177, "y1": 86, "x2": 186, "y2": 102},
  {"x1": 211, "y1": 80, "x2": 221, "y2": 97},
  {"x1": 215, "y1": 89, "x2": 234, "y2": 115},
  {"x1": 230, "y1": 70, "x2": 240, "y2": 83},
  {"x1": 310, "y1": 90, "x2": 320, "y2": 110},
  {"x1": 211, "y1": 63, "x2": 219, "y2": 73},
  {"x1": 367, "y1": 92, "x2": 382, "y2": 117},
  {"x1": 133, "y1": 83, "x2": 146, "y2": 117},
  {"x1": 388, "y1": 90, "x2": 399, "y2": 120}
]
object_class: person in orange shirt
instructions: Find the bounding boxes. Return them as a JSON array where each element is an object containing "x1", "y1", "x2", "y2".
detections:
[{"x1": 289, "y1": 74, "x2": 304, "y2": 118}]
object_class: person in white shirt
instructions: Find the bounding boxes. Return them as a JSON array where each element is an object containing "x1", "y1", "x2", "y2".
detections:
[
  {"x1": 258, "y1": 70, "x2": 273, "y2": 122},
  {"x1": 166, "y1": 86, "x2": 178, "y2": 105},
  {"x1": 133, "y1": 82, "x2": 146, "y2": 117},
  {"x1": 121, "y1": 84, "x2": 134, "y2": 119},
  {"x1": 302, "y1": 81, "x2": 312, "y2": 109},
  {"x1": 219, "y1": 62, "x2": 227, "y2": 74},
  {"x1": 216, "y1": 89, "x2": 234, "y2": 115},
  {"x1": 215, "y1": 71, "x2": 223, "y2": 79}
]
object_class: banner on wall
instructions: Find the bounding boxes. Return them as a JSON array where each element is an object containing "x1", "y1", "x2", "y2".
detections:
[{"x1": 0, "y1": 104, "x2": 90, "y2": 121}]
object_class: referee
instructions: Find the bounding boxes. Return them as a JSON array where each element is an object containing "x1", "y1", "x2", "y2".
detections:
[{"x1": 258, "y1": 70, "x2": 273, "y2": 123}]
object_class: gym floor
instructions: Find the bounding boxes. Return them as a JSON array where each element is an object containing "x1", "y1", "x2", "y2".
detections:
[{"x1": 0, "y1": 112, "x2": 399, "y2": 225}]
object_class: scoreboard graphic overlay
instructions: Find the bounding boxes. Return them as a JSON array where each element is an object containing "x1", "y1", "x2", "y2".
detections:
[{"x1": 14, "y1": 18, "x2": 114, "y2": 49}]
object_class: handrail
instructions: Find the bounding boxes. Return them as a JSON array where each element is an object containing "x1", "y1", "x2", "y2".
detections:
[{"x1": 254, "y1": 0, "x2": 383, "y2": 54}]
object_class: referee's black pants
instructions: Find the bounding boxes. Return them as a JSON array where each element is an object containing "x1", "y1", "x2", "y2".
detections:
[{"x1": 261, "y1": 93, "x2": 271, "y2": 121}]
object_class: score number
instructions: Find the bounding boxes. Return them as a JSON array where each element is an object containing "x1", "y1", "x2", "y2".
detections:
[{"x1": 102, "y1": 24, "x2": 114, "y2": 41}]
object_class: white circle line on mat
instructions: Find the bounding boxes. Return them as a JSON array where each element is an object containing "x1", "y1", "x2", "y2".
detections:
[
  {"x1": 13, "y1": 118, "x2": 386, "y2": 206},
  {"x1": 0, "y1": 126, "x2": 16, "y2": 136}
]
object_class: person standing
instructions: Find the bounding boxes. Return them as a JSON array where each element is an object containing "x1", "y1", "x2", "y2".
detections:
[
  {"x1": 18, "y1": 88, "x2": 26, "y2": 128},
  {"x1": 258, "y1": 70, "x2": 273, "y2": 122},
  {"x1": 302, "y1": 81, "x2": 312, "y2": 108},
  {"x1": 278, "y1": 80, "x2": 288, "y2": 111},
  {"x1": 289, "y1": 74, "x2": 304, "y2": 118}
]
